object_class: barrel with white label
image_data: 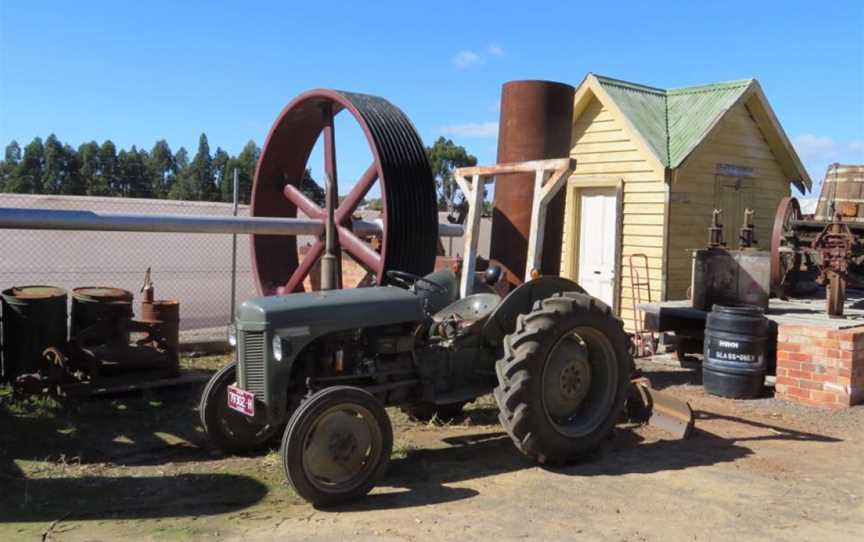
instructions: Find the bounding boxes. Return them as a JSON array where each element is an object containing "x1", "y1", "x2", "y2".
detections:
[{"x1": 703, "y1": 305, "x2": 768, "y2": 398}]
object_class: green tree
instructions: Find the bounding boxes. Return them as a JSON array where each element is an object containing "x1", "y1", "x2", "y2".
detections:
[
  {"x1": 96, "y1": 141, "x2": 119, "y2": 196},
  {"x1": 60, "y1": 143, "x2": 84, "y2": 195},
  {"x1": 118, "y1": 146, "x2": 150, "y2": 197},
  {"x1": 78, "y1": 141, "x2": 101, "y2": 195},
  {"x1": 212, "y1": 147, "x2": 230, "y2": 201},
  {"x1": 301, "y1": 169, "x2": 325, "y2": 206},
  {"x1": 221, "y1": 140, "x2": 259, "y2": 204},
  {"x1": 147, "y1": 140, "x2": 175, "y2": 198},
  {"x1": 171, "y1": 134, "x2": 215, "y2": 201},
  {"x1": 169, "y1": 146, "x2": 193, "y2": 200},
  {"x1": 1, "y1": 140, "x2": 22, "y2": 192},
  {"x1": 425, "y1": 136, "x2": 477, "y2": 211},
  {"x1": 7, "y1": 137, "x2": 45, "y2": 193}
]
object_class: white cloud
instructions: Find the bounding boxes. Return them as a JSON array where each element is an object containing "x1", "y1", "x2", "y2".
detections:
[
  {"x1": 487, "y1": 43, "x2": 504, "y2": 56},
  {"x1": 440, "y1": 122, "x2": 499, "y2": 138},
  {"x1": 451, "y1": 44, "x2": 504, "y2": 69},
  {"x1": 793, "y1": 134, "x2": 864, "y2": 162},
  {"x1": 451, "y1": 50, "x2": 482, "y2": 69}
]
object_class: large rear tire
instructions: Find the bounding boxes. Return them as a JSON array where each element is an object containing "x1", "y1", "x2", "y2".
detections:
[
  {"x1": 200, "y1": 363, "x2": 280, "y2": 454},
  {"x1": 493, "y1": 292, "x2": 631, "y2": 464}
]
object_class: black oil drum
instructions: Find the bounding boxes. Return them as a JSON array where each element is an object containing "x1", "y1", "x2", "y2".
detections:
[
  {"x1": 1, "y1": 286, "x2": 68, "y2": 380},
  {"x1": 703, "y1": 304, "x2": 768, "y2": 398}
]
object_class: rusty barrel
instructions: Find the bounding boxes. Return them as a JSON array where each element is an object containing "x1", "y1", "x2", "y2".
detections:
[
  {"x1": 815, "y1": 164, "x2": 864, "y2": 222},
  {"x1": 70, "y1": 287, "x2": 133, "y2": 346},
  {"x1": 1, "y1": 286, "x2": 68, "y2": 380},
  {"x1": 494, "y1": 80, "x2": 575, "y2": 287},
  {"x1": 141, "y1": 299, "x2": 180, "y2": 372}
]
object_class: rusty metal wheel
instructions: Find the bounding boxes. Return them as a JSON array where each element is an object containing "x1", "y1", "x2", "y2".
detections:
[
  {"x1": 251, "y1": 89, "x2": 438, "y2": 295},
  {"x1": 770, "y1": 196, "x2": 801, "y2": 297}
]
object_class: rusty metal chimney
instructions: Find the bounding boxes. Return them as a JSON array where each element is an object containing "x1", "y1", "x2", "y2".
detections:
[{"x1": 492, "y1": 80, "x2": 575, "y2": 288}]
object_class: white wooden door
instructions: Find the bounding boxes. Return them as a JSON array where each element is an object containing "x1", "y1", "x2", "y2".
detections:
[{"x1": 577, "y1": 187, "x2": 618, "y2": 306}]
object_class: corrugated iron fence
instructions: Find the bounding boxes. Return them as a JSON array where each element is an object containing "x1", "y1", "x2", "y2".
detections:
[{"x1": 0, "y1": 194, "x2": 258, "y2": 331}]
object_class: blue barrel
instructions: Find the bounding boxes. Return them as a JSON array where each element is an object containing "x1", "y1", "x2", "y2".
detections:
[{"x1": 703, "y1": 305, "x2": 768, "y2": 398}]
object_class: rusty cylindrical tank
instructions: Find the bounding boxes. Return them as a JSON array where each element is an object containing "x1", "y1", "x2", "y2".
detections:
[
  {"x1": 70, "y1": 287, "x2": 134, "y2": 347},
  {"x1": 140, "y1": 298, "x2": 180, "y2": 373},
  {"x1": 1, "y1": 286, "x2": 67, "y2": 380},
  {"x1": 493, "y1": 80, "x2": 575, "y2": 288}
]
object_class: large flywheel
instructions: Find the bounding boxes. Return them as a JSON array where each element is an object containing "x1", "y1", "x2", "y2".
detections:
[
  {"x1": 770, "y1": 196, "x2": 802, "y2": 297},
  {"x1": 251, "y1": 89, "x2": 438, "y2": 295}
]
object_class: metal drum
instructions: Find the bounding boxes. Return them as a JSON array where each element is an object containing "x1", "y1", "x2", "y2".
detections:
[
  {"x1": 703, "y1": 305, "x2": 769, "y2": 398},
  {"x1": 1, "y1": 286, "x2": 68, "y2": 380},
  {"x1": 815, "y1": 164, "x2": 864, "y2": 222},
  {"x1": 70, "y1": 287, "x2": 133, "y2": 346}
]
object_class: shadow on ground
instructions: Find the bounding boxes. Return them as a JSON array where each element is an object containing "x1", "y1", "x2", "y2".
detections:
[
  {"x1": 0, "y1": 473, "x2": 268, "y2": 522},
  {"x1": 329, "y1": 404, "x2": 843, "y2": 512}
]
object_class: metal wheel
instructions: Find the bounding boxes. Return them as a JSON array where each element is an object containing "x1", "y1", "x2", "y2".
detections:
[
  {"x1": 281, "y1": 386, "x2": 393, "y2": 506},
  {"x1": 200, "y1": 363, "x2": 280, "y2": 454},
  {"x1": 542, "y1": 330, "x2": 617, "y2": 438},
  {"x1": 494, "y1": 292, "x2": 631, "y2": 464},
  {"x1": 770, "y1": 196, "x2": 801, "y2": 296},
  {"x1": 251, "y1": 89, "x2": 438, "y2": 295}
]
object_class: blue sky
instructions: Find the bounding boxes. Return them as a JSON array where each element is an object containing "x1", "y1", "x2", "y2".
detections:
[{"x1": 1, "y1": 1, "x2": 862, "y2": 197}]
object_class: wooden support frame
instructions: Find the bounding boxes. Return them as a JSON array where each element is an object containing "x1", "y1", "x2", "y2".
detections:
[{"x1": 453, "y1": 158, "x2": 576, "y2": 298}]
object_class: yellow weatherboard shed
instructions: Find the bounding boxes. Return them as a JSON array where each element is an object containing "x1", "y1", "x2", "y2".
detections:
[{"x1": 559, "y1": 74, "x2": 811, "y2": 326}]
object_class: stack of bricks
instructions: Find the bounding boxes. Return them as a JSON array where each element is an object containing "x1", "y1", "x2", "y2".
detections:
[{"x1": 775, "y1": 323, "x2": 864, "y2": 409}]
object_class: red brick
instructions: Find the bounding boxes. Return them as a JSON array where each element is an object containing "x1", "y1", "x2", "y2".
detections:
[
  {"x1": 790, "y1": 352, "x2": 812, "y2": 362},
  {"x1": 810, "y1": 390, "x2": 839, "y2": 404},
  {"x1": 776, "y1": 376, "x2": 796, "y2": 386},
  {"x1": 799, "y1": 380, "x2": 823, "y2": 391},
  {"x1": 824, "y1": 348, "x2": 841, "y2": 359},
  {"x1": 787, "y1": 387, "x2": 811, "y2": 399},
  {"x1": 777, "y1": 341, "x2": 800, "y2": 352},
  {"x1": 789, "y1": 369, "x2": 813, "y2": 380},
  {"x1": 776, "y1": 367, "x2": 788, "y2": 377},
  {"x1": 815, "y1": 338, "x2": 840, "y2": 349}
]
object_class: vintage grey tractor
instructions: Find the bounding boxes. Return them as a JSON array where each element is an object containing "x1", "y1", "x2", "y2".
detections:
[
  {"x1": 201, "y1": 269, "x2": 632, "y2": 505},
  {"x1": 200, "y1": 87, "x2": 690, "y2": 506}
]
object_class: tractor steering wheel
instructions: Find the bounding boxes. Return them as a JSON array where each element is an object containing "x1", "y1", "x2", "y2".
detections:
[{"x1": 385, "y1": 270, "x2": 447, "y2": 294}]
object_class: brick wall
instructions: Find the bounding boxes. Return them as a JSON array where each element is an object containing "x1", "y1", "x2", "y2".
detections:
[{"x1": 775, "y1": 324, "x2": 864, "y2": 408}]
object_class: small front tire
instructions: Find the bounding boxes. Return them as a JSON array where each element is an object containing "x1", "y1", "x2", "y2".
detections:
[
  {"x1": 281, "y1": 386, "x2": 393, "y2": 506},
  {"x1": 200, "y1": 363, "x2": 280, "y2": 454}
]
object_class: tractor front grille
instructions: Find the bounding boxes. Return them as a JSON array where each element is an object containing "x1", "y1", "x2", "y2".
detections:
[{"x1": 239, "y1": 330, "x2": 266, "y2": 397}]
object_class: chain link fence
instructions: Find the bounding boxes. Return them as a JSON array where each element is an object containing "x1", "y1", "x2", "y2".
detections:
[{"x1": 0, "y1": 193, "x2": 258, "y2": 332}]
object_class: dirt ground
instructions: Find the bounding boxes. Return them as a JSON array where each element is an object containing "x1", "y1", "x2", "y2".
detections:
[{"x1": 1, "y1": 354, "x2": 862, "y2": 541}]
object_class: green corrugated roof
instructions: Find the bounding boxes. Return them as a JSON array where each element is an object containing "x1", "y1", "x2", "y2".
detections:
[{"x1": 594, "y1": 75, "x2": 752, "y2": 168}]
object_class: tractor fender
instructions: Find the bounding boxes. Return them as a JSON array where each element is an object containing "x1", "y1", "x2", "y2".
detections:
[{"x1": 481, "y1": 276, "x2": 587, "y2": 345}]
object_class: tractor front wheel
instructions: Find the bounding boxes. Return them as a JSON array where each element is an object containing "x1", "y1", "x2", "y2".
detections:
[
  {"x1": 200, "y1": 363, "x2": 280, "y2": 454},
  {"x1": 493, "y1": 292, "x2": 631, "y2": 464}
]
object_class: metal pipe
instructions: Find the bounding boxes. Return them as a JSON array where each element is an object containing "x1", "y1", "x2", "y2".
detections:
[
  {"x1": 0, "y1": 206, "x2": 464, "y2": 238},
  {"x1": 229, "y1": 168, "x2": 239, "y2": 324},
  {"x1": 320, "y1": 103, "x2": 340, "y2": 290}
]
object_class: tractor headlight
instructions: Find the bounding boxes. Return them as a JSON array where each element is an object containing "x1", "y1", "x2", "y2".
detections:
[
  {"x1": 227, "y1": 324, "x2": 237, "y2": 347},
  {"x1": 272, "y1": 336, "x2": 284, "y2": 362}
]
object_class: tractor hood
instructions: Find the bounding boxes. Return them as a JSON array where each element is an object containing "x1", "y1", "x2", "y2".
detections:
[{"x1": 236, "y1": 286, "x2": 425, "y2": 332}]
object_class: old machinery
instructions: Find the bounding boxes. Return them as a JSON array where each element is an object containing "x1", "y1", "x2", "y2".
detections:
[{"x1": 251, "y1": 89, "x2": 439, "y2": 295}]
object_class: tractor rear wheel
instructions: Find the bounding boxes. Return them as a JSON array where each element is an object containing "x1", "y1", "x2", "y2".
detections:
[{"x1": 493, "y1": 292, "x2": 631, "y2": 464}]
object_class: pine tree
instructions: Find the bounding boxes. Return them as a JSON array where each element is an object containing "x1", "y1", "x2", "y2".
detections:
[
  {"x1": 221, "y1": 140, "x2": 260, "y2": 204},
  {"x1": 60, "y1": 143, "x2": 84, "y2": 195},
  {"x1": 212, "y1": 147, "x2": 230, "y2": 201},
  {"x1": 119, "y1": 146, "x2": 151, "y2": 198},
  {"x1": 96, "y1": 141, "x2": 118, "y2": 196},
  {"x1": 1, "y1": 140, "x2": 22, "y2": 192},
  {"x1": 8, "y1": 137, "x2": 45, "y2": 193},
  {"x1": 78, "y1": 141, "x2": 101, "y2": 195},
  {"x1": 147, "y1": 140, "x2": 174, "y2": 198}
]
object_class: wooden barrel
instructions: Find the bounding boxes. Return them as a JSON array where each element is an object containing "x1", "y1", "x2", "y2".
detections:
[{"x1": 815, "y1": 164, "x2": 864, "y2": 222}]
